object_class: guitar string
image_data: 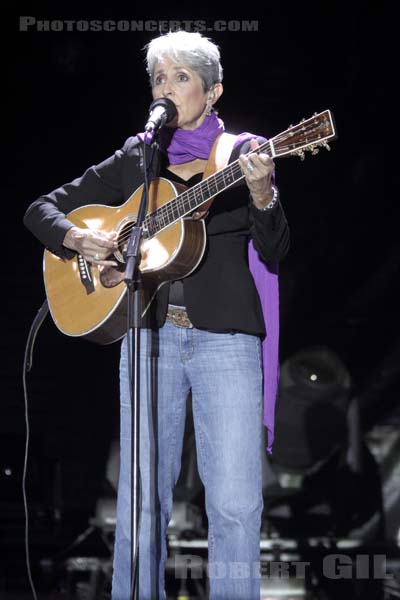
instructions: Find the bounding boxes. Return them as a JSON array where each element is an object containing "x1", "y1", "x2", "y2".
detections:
[
  {"x1": 114, "y1": 120, "x2": 331, "y2": 248},
  {"x1": 126, "y1": 120, "x2": 331, "y2": 241},
  {"x1": 114, "y1": 136, "x2": 305, "y2": 246},
  {"x1": 147, "y1": 121, "x2": 331, "y2": 232},
  {"x1": 114, "y1": 140, "x2": 274, "y2": 246},
  {"x1": 114, "y1": 159, "x2": 247, "y2": 247},
  {"x1": 114, "y1": 129, "x2": 326, "y2": 248}
]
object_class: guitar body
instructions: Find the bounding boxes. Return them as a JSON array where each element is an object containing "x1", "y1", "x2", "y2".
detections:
[
  {"x1": 43, "y1": 178, "x2": 206, "y2": 344},
  {"x1": 42, "y1": 110, "x2": 337, "y2": 345}
]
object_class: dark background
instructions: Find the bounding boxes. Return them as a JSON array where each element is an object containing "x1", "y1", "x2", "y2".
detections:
[{"x1": 2, "y1": 1, "x2": 394, "y2": 594}]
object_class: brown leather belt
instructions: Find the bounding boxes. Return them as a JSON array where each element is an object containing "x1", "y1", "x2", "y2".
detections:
[{"x1": 166, "y1": 305, "x2": 193, "y2": 328}]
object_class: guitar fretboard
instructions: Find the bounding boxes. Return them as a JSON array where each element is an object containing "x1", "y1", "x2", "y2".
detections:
[
  {"x1": 143, "y1": 139, "x2": 272, "y2": 237},
  {"x1": 141, "y1": 110, "x2": 334, "y2": 238}
]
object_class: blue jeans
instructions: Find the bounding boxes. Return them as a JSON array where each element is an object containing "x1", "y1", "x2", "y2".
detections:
[{"x1": 112, "y1": 321, "x2": 263, "y2": 600}]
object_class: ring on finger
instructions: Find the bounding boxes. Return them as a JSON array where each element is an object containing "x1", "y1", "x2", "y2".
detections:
[
  {"x1": 247, "y1": 162, "x2": 254, "y2": 172},
  {"x1": 94, "y1": 252, "x2": 100, "y2": 261}
]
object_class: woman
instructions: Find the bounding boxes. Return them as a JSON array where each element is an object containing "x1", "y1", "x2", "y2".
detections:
[{"x1": 24, "y1": 30, "x2": 290, "y2": 600}]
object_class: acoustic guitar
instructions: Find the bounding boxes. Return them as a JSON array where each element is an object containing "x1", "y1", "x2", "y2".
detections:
[{"x1": 43, "y1": 110, "x2": 336, "y2": 344}]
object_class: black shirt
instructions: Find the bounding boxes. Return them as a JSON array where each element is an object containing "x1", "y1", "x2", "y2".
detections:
[{"x1": 23, "y1": 135, "x2": 290, "y2": 337}]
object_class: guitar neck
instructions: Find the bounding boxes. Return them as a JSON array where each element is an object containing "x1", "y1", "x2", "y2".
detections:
[
  {"x1": 144, "y1": 140, "x2": 270, "y2": 237},
  {"x1": 144, "y1": 109, "x2": 335, "y2": 237}
]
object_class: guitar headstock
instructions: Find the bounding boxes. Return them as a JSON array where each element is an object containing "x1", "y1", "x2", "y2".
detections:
[{"x1": 272, "y1": 110, "x2": 337, "y2": 160}]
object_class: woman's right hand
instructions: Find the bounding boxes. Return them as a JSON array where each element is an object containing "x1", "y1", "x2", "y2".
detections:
[{"x1": 63, "y1": 226, "x2": 119, "y2": 266}]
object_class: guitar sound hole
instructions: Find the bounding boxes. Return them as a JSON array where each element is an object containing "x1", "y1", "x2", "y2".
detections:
[{"x1": 116, "y1": 220, "x2": 137, "y2": 263}]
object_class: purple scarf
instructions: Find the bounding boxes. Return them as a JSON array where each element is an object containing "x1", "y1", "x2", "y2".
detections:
[
  {"x1": 139, "y1": 115, "x2": 280, "y2": 453},
  {"x1": 138, "y1": 112, "x2": 225, "y2": 164}
]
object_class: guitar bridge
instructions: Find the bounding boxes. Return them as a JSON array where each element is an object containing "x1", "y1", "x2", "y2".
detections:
[{"x1": 77, "y1": 254, "x2": 95, "y2": 294}]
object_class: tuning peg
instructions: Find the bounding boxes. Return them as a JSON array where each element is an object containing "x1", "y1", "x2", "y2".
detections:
[
  {"x1": 322, "y1": 141, "x2": 331, "y2": 151},
  {"x1": 292, "y1": 148, "x2": 305, "y2": 160},
  {"x1": 310, "y1": 145, "x2": 320, "y2": 155}
]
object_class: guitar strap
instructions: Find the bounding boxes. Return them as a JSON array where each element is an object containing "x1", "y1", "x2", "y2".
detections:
[{"x1": 191, "y1": 132, "x2": 237, "y2": 220}]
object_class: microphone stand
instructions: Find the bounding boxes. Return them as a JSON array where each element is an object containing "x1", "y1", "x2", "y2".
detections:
[{"x1": 124, "y1": 131, "x2": 158, "y2": 600}]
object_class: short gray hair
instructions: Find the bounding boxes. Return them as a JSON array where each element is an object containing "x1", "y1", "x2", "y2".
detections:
[{"x1": 144, "y1": 30, "x2": 223, "y2": 91}]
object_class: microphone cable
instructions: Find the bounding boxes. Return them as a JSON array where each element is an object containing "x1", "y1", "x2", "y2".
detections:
[{"x1": 22, "y1": 299, "x2": 49, "y2": 600}]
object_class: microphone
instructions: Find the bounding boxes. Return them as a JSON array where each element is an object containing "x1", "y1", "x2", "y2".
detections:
[{"x1": 144, "y1": 98, "x2": 177, "y2": 132}]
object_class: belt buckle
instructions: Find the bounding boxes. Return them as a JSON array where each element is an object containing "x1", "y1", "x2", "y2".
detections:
[{"x1": 167, "y1": 306, "x2": 193, "y2": 328}]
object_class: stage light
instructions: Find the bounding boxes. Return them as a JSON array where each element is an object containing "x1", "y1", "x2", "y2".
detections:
[
  {"x1": 261, "y1": 344, "x2": 384, "y2": 547},
  {"x1": 270, "y1": 345, "x2": 352, "y2": 475}
]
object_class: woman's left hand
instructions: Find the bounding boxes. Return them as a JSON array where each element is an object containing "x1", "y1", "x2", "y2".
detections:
[{"x1": 239, "y1": 138, "x2": 275, "y2": 209}]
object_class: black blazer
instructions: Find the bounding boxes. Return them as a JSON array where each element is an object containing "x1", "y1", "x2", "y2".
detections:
[{"x1": 23, "y1": 135, "x2": 290, "y2": 337}]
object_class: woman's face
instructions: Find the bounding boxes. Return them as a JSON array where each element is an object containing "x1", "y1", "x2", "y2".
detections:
[{"x1": 151, "y1": 56, "x2": 211, "y2": 130}]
